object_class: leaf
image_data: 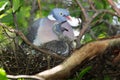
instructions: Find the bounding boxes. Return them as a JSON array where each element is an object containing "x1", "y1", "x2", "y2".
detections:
[
  {"x1": 0, "y1": 0, "x2": 8, "y2": 11},
  {"x1": 98, "y1": 32, "x2": 107, "y2": 38},
  {"x1": 0, "y1": 68, "x2": 8, "y2": 80},
  {"x1": 0, "y1": 13, "x2": 13, "y2": 25},
  {"x1": 77, "y1": 66, "x2": 92, "y2": 80},
  {"x1": 81, "y1": 33, "x2": 92, "y2": 43},
  {"x1": 93, "y1": 0, "x2": 104, "y2": 9},
  {"x1": 12, "y1": 0, "x2": 20, "y2": 13},
  {"x1": 101, "y1": 0, "x2": 109, "y2": 9}
]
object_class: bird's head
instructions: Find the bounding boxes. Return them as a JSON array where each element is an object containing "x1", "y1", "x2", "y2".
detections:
[{"x1": 48, "y1": 8, "x2": 71, "y2": 22}]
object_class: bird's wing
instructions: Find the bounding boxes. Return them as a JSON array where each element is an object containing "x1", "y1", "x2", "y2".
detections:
[
  {"x1": 28, "y1": 18, "x2": 59, "y2": 46},
  {"x1": 26, "y1": 19, "x2": 42, "y2": 43}
]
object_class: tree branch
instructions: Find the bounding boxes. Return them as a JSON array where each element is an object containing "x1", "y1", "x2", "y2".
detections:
[
  {"x1": 7, "y1": 75, "x2": 44, "y2": 80},
  {"x1": 6, "y1": 35, "x2": 120, "y2": 80},
  {"x1": 107, "y1": 0, "x2": 120, "y2": 17},
  {"x1": 88, "y1": 0, "x2": 97, "y2": 11},
  {"x1": 75, "y1": 0, "x2": 89, "y2": 21}
]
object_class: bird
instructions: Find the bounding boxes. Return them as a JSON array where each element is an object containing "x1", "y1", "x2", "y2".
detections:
[
  {"x1": 52, "y1": 21, "x2": 69, "y2": 40},
  {"x1": 25, "y1": 8, "x2": 81, "y2": 56},
  {"x1": 43, "y1": 21, "x2": 72, "y2": 56}
]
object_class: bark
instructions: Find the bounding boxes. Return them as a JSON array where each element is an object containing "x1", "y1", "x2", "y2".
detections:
[{"x1": 35, "y1": 36, "x2": 120, "y2": 80}]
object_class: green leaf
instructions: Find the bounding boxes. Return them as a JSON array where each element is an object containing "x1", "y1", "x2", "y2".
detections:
[
  {"x1": 81, "y1": 34, "x2": 93, "y2": 43},
  {"x1": 101, "y1": 0, "x2": 109, "y2": 9},
  {"x1": 12, "y1": 0, "x2": 20, "y2": 13},
  {"x1": 77, "y1": 66, "x2": 92, "y2": 80},
  {"x1": 0, "y1": 68, "x2": 8, "y2": 80},
  {"x1": 98, "y1": 32, "x2": 106, "y2": 38},
  {"x1": 0, "y1": 0, "x2": 8, "y2": 11},
  {"x1": 0, "y1": 13, "x2": 13, "y2": 25},
  {"x1": 93, "y1": 0, "x2": 103, "y2": 9}
]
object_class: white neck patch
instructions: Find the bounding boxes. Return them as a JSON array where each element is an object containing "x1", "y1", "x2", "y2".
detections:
[
  {"x1": 67, "y1": 16, "x2": 82, "y2": 27},
  {"x1": 47, "y1": 14, "x2": 56, "y2": 21}
]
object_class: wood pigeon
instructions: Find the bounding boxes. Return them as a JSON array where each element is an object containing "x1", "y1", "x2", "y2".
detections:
[{"x1": 26, "y1": 8, "x2": 81, "y2": 56}]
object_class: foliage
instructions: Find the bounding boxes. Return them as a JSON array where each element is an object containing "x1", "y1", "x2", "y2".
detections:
[
  {"x1": 0, "y1": 0, "x2": 119, "y2": 44},
  {"x1": 69, "y1": 66, "x2": 92, "y2": 80},
  {"x1": 0, "y1": 68, "x2": 8, "y2": 80}
]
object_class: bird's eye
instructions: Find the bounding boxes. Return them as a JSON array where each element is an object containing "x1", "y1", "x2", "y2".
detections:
[{"x1": 60, "y1": 12, "x2": 63, "y2": 15}]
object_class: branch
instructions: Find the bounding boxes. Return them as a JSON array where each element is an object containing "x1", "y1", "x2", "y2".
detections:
[
  {"x1": 75, "y1": 0, "x2": 89, "y2": 21},
  {"x1": 107, "y1": 0, "x2": 120, "y2": 17},
  {"x1": 7, "y1": 75, "x2": 44, "y2": 80},
  {"x1": 88, "y1": 0, "x2": 97, "y2": 11},
  {"x1": 75, "y1": 0, "x2": 119, "y2": 48},
  {"x1": 75, "y1": 9, "x2": 118, "y2": 48}
]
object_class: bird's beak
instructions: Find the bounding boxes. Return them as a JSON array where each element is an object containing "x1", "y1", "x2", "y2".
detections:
[{"x1": 65, "y1": 16, "x2": 72, "y2": 21}]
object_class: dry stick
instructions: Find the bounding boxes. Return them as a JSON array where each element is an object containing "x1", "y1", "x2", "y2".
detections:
[
  {"x1": 7, "y1": 75, "x2": 44, "y2": 80},
  {"x1": 0, "y1": 23, "x2": 65, "y2": 60}
]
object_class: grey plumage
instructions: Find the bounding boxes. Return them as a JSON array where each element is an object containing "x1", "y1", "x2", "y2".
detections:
[
  {"x1": 41, "y1": 40, "x2": 70, "y2": 56},
  {"x1": 24, "y1": 8, "x2": 79, "y2": 56},
  {"x1": 26, "y1": 19, "x2": 42, "y2": 43}
]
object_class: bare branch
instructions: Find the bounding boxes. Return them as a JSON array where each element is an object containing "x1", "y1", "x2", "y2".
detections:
[
  {"x1": 107, "y1": 0, "x2": 120, "y2": 17},
  {"x1": 75, "y1": 0, "x2": 89, "y2": 21},
  {"x1": 7, "y1": 75, "x2": 44, "y2": 80},
  {"x1": 75, "y1": 8, "x2": 118, "y2": 48},
  {"x1": 88, "y1": 0, "x2": 97, "y2": 11}
]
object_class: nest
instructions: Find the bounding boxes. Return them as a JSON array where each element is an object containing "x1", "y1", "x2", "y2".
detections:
[{"x1": 0, "y1": 42, "x2": 63, "y2": 75}]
